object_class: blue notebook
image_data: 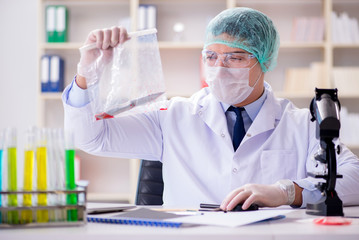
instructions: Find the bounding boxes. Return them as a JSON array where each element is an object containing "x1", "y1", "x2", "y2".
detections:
[{"x1": 87, "y1": 208, "x2": 183, "y2": 228}]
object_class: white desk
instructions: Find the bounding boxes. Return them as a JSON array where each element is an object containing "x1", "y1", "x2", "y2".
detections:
[{"x1": 1, "y1": 207, "x2": 358, "y2": 240}]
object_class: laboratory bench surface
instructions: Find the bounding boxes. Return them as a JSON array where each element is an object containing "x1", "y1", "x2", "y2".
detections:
[{"x1": 1, "y1": 206, "x2": 359, "y2": 240}]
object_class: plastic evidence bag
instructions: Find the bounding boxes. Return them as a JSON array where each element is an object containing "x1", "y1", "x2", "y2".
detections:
[{"x1": 83, "y1": 29, "x2": 166, "y2": 120}]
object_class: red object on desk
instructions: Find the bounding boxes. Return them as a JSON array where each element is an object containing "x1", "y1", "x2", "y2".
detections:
[{"x1": 313, "y1": 217, "x2": 352, "y2": 225}]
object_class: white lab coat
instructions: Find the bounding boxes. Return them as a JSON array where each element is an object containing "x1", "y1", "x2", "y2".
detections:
[{"x1": 63, "y1": 83, "x2": 359, "y2": 207}]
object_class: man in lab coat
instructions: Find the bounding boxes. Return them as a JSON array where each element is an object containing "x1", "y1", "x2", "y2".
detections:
[{"x1": 63, "y1": 7, "x2": 359, "y2": 210}]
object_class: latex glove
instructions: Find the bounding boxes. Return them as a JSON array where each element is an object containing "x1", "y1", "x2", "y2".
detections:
[
  {"x1": 220, "y1": 180, "x2": 295, "y2": 211},
  {"x1": 77, "y1": 26, "x2": 130, "y2": 87}
]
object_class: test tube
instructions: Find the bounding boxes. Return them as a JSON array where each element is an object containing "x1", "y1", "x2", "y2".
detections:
[
  {"x1": 46, "y1": 129, "x2": 59, "y2": 222},
  {"x1": 0, "y1": 130, "x2": 4, "y2": 223},
  {"x1": 36, "y1": 128, "x2": 48, "y2": 223},
  {"x1": 21, "y1": 127, "x2": 35, "y2": 224},
  {"x1": 54, "y1": 129, "x2": 66, "y2": 221},
  {"x1": 65, "y1": 130, "x2": 77, "y2": 221},
  {"x1": 6, "y1": 127, "x2": 19, "y2": 224},
  {"x1": 45, "y1": 129, "x2": 54, "y2": 222}
]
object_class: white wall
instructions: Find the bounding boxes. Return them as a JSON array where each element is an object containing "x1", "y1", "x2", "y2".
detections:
[{"x1": 0, "y1": 0, "x2": 38, "y2": 150}]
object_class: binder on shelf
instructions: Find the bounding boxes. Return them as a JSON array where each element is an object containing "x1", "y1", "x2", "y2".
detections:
[
  {"x1": 332, "y1": 67, "x2": 359, "y2": 96},
  {"x1": 41, "y1": 55, "x2": 51, "y2": 92},
  {"x1": 340, "y1": 107, "x2": 359, "y2": 146},
  {"x1": 284, "y1": 67, "x2": 311, "y2": 93},
  {"x1": 41, "y1": 55, "x2": 64, "y2": 92},
  {"x1": 284, "y1": 62, "x2": 329, "y2": 94},
  {"x1": 45, "y1": 5, "x2": 68, "y2": 42},
  {"x1": 55, "y1": 6, "x2": 68, "y2": 42},
  {"x1": 291, "y1": 17, "x2": 324, "y2": 42},
  {"x1": 46, "y1": 6, "x2": 56, "y2": 42},
  {"x1": 147, "y1": 5, "x2": 157, "y2": 29},
  {"x1": 331, "y1": 11, "x2": 359, "y2": 44},
  {"x1": 49, "y1": 56, "x2": 64, "y2": 92},
  {"x1": 137, "y1": 4, "x2": 157, "y2": 30},
  {"x1": 138, "y1": 5, "x2": 147, "y2": 30}
]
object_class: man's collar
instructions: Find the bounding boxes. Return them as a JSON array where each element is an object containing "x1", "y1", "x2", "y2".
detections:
[{"x1": 220, "y1": 88, "x2": 268, "y2": 122}]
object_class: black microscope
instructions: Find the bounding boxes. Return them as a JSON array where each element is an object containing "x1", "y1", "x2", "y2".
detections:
[{"x1": 306, "y1": 88, "x2": 344, "y2": 216}]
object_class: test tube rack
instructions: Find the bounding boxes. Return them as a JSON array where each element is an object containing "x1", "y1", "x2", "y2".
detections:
[{"x1": 0, "y1": 187, "x2": 87, "y2": 228}]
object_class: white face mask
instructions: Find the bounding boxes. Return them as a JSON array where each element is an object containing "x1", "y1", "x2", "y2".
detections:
[{"x1": 205, "y1": 61, "x2": 262, "y2": 105}]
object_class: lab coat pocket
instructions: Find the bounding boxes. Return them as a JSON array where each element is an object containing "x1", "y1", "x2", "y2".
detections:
[{"x1": 260, "y1": 150, "x2": 297, "y2": 184}]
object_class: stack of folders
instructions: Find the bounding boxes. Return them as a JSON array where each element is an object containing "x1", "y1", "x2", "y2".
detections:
[
  {"x1": 46, "y1": 5, "x2": 68, "y2": 42},
  {"x1": 331, "y1": 11, "x2": 359, "y2": 44},
  {"x1": 137, "y1": 4, "x2": 157, "y2": 30},
  {"x1": 41, "y1": 55, "x2": 64, "y2": 92},
  {"x1": 290, "y1": 17, "x2": 325, "y2": 42}
]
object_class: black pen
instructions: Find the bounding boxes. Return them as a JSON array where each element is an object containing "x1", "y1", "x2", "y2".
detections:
[
  {"x1": 200, "y1": 203, "x2": 221, "y2": 209},
  {"x1": 199, "y1": 203, "x2": 225, "y2": 212},
  {"x1": 200, "y1": 203, "x2": 259, "y2": 212}
]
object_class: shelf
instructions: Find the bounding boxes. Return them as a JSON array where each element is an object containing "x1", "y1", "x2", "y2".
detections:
[
  {"x1": 40, "y1": 92, "x2": 63, "y2": 100},
  {"x1": 337, "y1": 94, "x2": 359, "y2": 99},
  {"x1": 275, "y1": 92, "x2": 312, "y2": 99},
  {"x1": 332, "y1": 43, "x2": 359, "y2": 48},
  {"x1": 159, "y1": 41, "x2": 203, "y2": 49},
  {"x1": 276, "y1": 92, "x2": 359, "y2": 99},
  {"x1": 333, "y1": 0, "x2": 359, "y2": 3},
  {"x1": 41, "y1": 42, "x2": 83, "y2": 50},
  {"x1": 280, "y1": 42, "x2": 325, "y2": 48}
]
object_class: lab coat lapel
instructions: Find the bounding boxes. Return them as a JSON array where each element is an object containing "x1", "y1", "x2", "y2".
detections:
[
  {"x1": 193, "y1": 93, "x2": 233, "y2": 148},
  {"x1": 244, "y1": 90, "x2": 281, "y2": 140}
]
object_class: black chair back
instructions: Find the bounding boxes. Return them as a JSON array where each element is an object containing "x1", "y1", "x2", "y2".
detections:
[{"x1": 135, "y1": 160, "x2": 164, "y2": 205}]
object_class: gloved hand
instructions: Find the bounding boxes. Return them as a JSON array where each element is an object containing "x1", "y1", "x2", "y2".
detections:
[
  {"x1": 220, "y1": 180, "x2": 295, "y2": 211},
  {"x1": 76, "y1": 26, "x2": 130, "y2": 89}
]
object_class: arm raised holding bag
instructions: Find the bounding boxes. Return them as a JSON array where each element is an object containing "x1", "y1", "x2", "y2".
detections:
[{"x1": 76, "y1": 26, "x2": 130, "y2": 89}]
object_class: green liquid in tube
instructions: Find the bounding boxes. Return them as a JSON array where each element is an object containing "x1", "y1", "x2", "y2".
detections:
[
  {"x1": 8, "y1": 147, "x2": 19, "y2": 224},
  {"x1": 66, "y1": 149, "x2": 77, "y2": 221}
]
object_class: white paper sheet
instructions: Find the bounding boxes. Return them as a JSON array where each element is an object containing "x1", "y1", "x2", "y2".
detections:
[{"x1": 167, "y1": 209, "x2": 293, "y2": 227}]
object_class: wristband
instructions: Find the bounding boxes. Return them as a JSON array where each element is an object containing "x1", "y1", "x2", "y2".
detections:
[{"x1": 275, "y1": 179, "x2": 295, "y2": 205}]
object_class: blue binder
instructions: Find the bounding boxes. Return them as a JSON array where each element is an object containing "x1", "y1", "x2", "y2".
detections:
[
  {"x1": 41, "y1": 55, "x2": 64, "y2": 92},
  {"x1": 41, "y1": 55, "x2": 51, "y2": 92},
  {"x1": 49, "y1": 55, "x2": 64, "y2": 92}
]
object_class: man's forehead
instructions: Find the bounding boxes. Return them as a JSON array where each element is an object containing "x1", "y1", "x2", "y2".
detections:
[{"x1": 206, "y1": 44, "x2": 248, "y2": 54}]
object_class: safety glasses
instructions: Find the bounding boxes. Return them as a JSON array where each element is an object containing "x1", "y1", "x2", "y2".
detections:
[{"x1": 202, "y1": 50, "x2": 256, "y2": 68}]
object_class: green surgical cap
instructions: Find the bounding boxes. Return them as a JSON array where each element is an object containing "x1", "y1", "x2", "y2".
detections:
[{"x1": 204, "y1": 7, "x2": 280, "y2": 72}]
